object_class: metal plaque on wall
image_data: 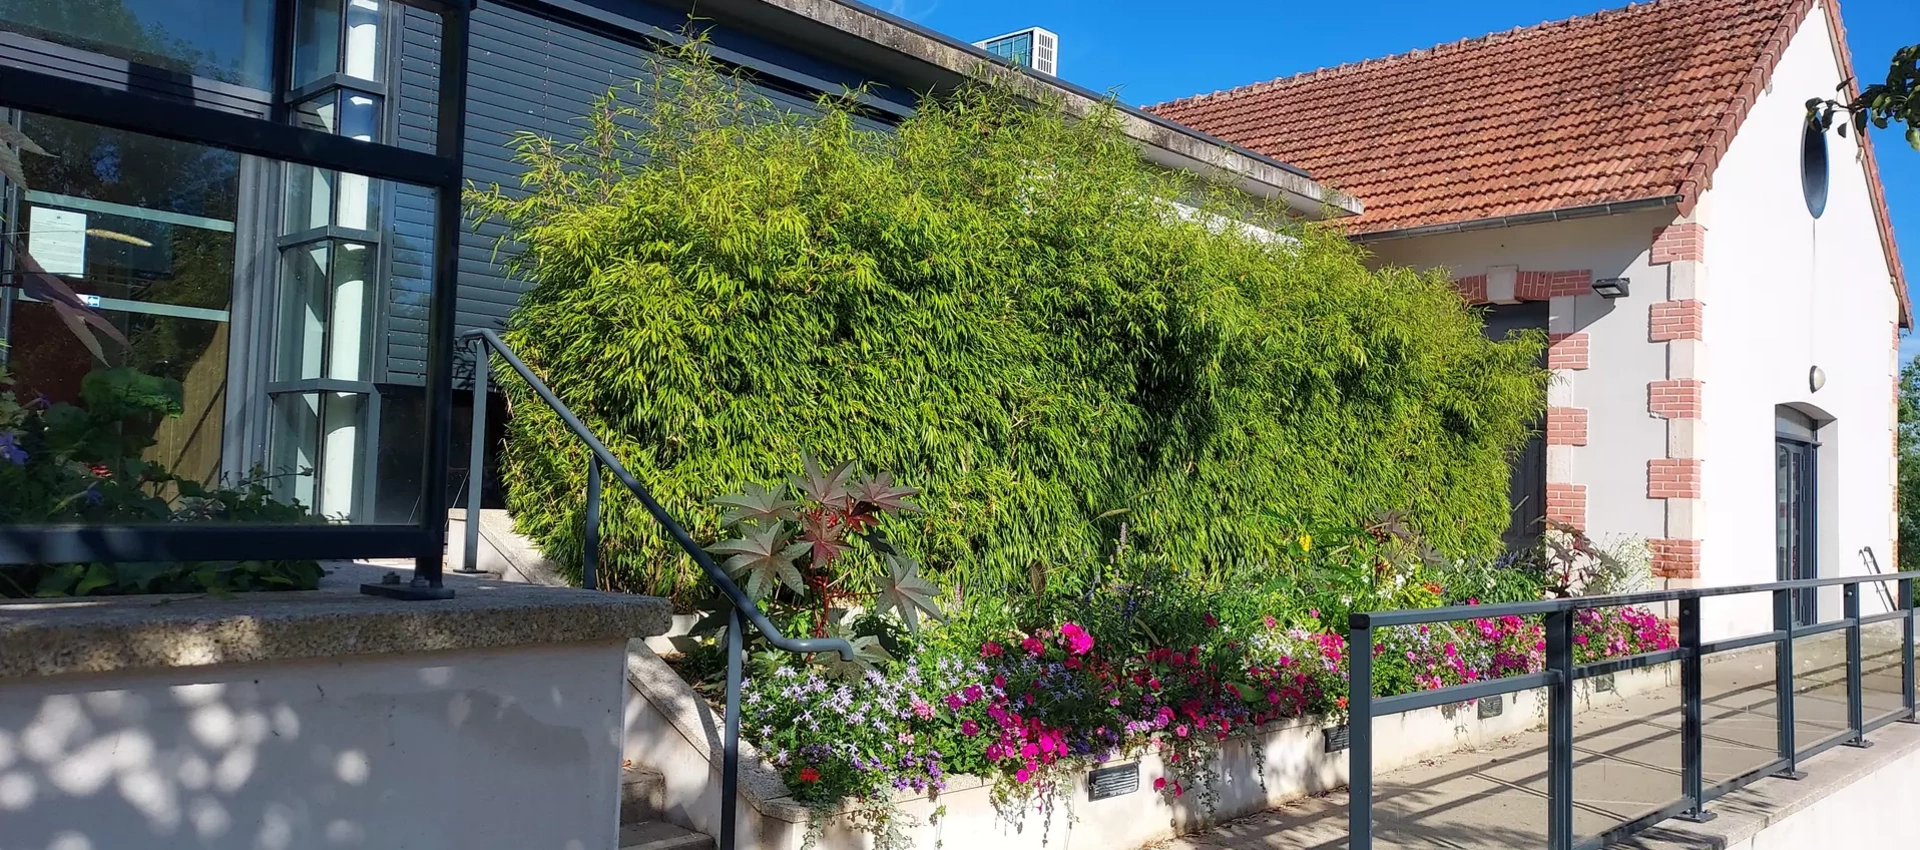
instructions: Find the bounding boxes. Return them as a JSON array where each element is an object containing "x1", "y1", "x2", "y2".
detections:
[{"x1": 1088, "y1": 763, "x2": 1140, "y2": 800}]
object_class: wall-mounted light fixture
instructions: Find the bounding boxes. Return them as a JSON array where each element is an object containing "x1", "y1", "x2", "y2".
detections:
[
  {"x1": 1592, "y1": 277, "x2": 1631, "y2": 299},
  {"x1": 1809, "y1": 365, "x2": 1826, "y2": 393}
]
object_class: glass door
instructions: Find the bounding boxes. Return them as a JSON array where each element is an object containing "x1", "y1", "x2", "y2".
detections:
[{"x1": 1776, "y1": 438, "x2": 1818, "y2": 624}]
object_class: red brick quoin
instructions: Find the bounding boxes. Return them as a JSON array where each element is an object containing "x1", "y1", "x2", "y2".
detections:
[
  {"x1": 1547, "y1": 333, "x2": 1590, "y2": 370},
  {"x1": 1648, "y1": 458, "x2": 1702, "y2": 499},
  {"x1": 1650, "y1": 538, "x2": 1702, "y2": 579},
  {"x1": 1650, "y1": 300, "x2": 1704, "y2": 342},
  {"x1": 1648, "y1": 380, "x2": 1703, "y2": 420},
  {"x1": 1651, "y1": 223, "x2": 1705, "y2": 264},
  {"x1": 1546, "y1": 483, "x2": 1587, "y2": 528},
  {"x1": 1546, "y1": 407, "x2": 1588, "y2": 446}
]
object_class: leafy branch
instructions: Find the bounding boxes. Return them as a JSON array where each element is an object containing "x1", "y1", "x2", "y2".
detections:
[
  {"x1": 0, "y1": 123, "x2": 129, "y2": 360},
  {"x1": 1807, "y1": 43, "x2": 1920, "y2": 151}
]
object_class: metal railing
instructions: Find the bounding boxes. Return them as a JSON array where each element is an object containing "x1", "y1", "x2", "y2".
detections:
[
  {"x1": 456, "y1": 328, "x2": 852, "y2": 850},
  {"x1": 1347, "y1": 571, "x2": 1920, "y2": 850}
]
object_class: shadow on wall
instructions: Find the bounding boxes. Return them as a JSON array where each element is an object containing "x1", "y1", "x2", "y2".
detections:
[{"x1": 0, "y1": 650, "x2": 606, "y2": 850}]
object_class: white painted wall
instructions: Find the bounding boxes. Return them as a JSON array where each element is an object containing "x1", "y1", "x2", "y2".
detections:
[
  {"x1": 1367, "y1": 210, "x2": 1675, "y2": 547},
  {"x1": 1694, "y1": 3, "x2": 1901, "y2": 638},
  {"x1": 0, "y1": 642, "x2": 630, "y2": 850}
]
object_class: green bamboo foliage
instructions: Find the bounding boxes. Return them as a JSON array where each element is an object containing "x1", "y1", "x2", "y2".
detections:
[{"x1": 469, "y1": 41, "x2": 1547, "y2": 603}]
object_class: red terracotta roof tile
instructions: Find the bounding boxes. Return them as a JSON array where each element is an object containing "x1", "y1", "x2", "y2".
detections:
[{"x1": 1145, "y1": 0, "x2": 1907, "y2": 324}]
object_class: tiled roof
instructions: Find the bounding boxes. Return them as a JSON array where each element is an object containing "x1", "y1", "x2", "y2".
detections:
[{"x1": 1146, "y1": 0, "x2": 1907, "y2": 323}]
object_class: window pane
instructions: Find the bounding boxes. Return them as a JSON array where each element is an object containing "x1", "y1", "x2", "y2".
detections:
[
  {"x1": 276, "y1": 243, "x2": 329, "y2": 382},
  {"x1": 0, "y1": 0, "x2": 275, "y2": 89},
  {"x1": 291, "y1": 0, "x2": 343, "y2": 88},
  {"x1": 269, "y1": 392, "x2": 322, "y2": 510},
  {"x1": 328, "y1": 241, "x2": 375, "y2": 382}
]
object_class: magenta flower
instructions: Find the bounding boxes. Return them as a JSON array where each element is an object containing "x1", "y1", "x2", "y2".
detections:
[
  {"x1": 961, "y1": 720, "x2": 980, "y2": 737},
  {"x1": 1059, "y1": 622, "x2": 1095, "y2": 656},
  {"x1": 1021, "y1": 636, "x2": 1047, "y2": 657},
  {"x1": 912, "y1": 701, "x2": 934, "y2": 720}
]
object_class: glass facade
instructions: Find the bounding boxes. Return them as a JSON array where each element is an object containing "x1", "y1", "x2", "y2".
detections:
[
  {"x1": 981, "y1": 32, "x2": 1033, "y2": 68},
  {"x1": 0, "y1": 0, "x2": 460, "y2": 556}
]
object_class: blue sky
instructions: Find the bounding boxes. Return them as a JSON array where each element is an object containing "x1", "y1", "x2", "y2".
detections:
[{"x1": 882, "y1": 0, "x2": 1920, "y2": 359}]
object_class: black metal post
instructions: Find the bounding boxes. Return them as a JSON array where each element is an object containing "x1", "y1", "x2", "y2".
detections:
[
  {"x1": 1677, "y1": 597, "x2": 1714, "y2": 821},
  {"x1": 584, "y1": 454, "x2": 601, "y2": 592},
  {"x1": 458, "y1": 338, "x2": 487, "y2": 573},
  {"x1": 363, "y1": 0, "x2": 467, "y2": 600},
  {"x1": 1773, "y1": 588, "x2": 1806, "y2": 778},
  {"x1": 1545, "y1": 609, "x2": 1575, "y2": 850},
  {"x1": 1903, "y1": 577, "x2": 1917, "y2": 723},
  {"x1": 721, "y1": 605, "x2": 744, "y2": 850},
  {"x1": 1845, "y1": 583, "x2": 1870, "y2": 747},
  {"x1": 1348, "y1": 616, "x2": 1374, "y2": 850}
]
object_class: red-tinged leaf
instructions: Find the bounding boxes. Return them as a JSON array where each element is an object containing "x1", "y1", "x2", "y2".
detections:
[
  {"x1": 8, "y1": 240, "x2": 129, "y2": 359},
  {"x1": 850, "y1": 471, "x2": 919, "y2": 514},
  {"x1": 0, "y1": 144, "x2": 23, "y2": 189},
  {"x1": 800, "y1": 511, "x2": 848, "y2": 568},
  {"x1": 714, "y1": 481, "x2": 797, "y2": 529},
  {"x1": 792, "y1": 453, "x2": 856, "y2": 508},
  {"x1": 706, "y1": 524, "x2": 809, "y2": 601}
]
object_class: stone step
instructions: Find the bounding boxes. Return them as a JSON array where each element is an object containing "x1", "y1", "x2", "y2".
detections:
[
  {"x1": 620, "y1": 820, "x2": 713, "y2": 850},
  {"x1": 620, "y1": 765, "x2": 667, "y2": 824}
]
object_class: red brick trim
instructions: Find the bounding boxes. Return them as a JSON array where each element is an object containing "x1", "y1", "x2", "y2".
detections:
[
  {"x1": 1549, "y1": 270, "x2": 1592, "y2": 299},
  {"x1": 1454, "y1": 269, "x2": 1592, "y2": 306},
  {"x1": 1648, "y1": 380, "x2": 1703, "y2": 420},
  {"x1": 1546, "y1": 407, "x2": 1588, "y2": 446},
  {"x1": 1650, "y1": 300, "x2": 1704, "y2": 342},
  {"x1": 1547, "y1": 332, "x2": 1589, "y2": 370},
  {"x1": 1546, "y1": 483, "x2": 1587, "y2": 529},
  {"x1": 1648, "y1": 459, "x2": 1702, "y2": 499},
  {"x1": 1516, "y1": 270, "x2": 1552, "y2": 302},
  {"x1": 1650, "y1": 538, "x2": 1702, "y2": 579},
  {"x1": 1651, "y1": 223, "x2": 1705, "y2": 264},
  {"x1": 1454, "y1": 274, "x2": 1487, "y2": 304}
]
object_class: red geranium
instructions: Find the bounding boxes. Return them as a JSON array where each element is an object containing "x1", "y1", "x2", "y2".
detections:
[{"x1": 798, "y1": 767, "x2": 821, "y2": 783}]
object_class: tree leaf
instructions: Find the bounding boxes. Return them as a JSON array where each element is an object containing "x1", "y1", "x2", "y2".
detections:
[
  {"x1": 714, "y1": 481, "x2": 797, "y2": 529},
  {"x1": 874, "y1": 553, "x2": 945, "y2": 634},
  {"x1": 791, "y1": 453, "x2": 855, "y2": 508},
  {"x1": 1909, "y1": 125, "x2": 1920, "y2": 152},
  {"x1": 706, "y1": 524, "x2": 809, "y2": 600},
  {"x1": 850, "y1": 471, "x2": 919, "y2": 514}
]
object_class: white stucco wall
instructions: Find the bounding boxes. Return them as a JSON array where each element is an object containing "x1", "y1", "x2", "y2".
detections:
[
  {"x1": 1367, "y1": 210, "x2": 1676, "y2": 547},
  {"x1": 1694, "y1": 2, "x2": 1901, "y2": 637},
  {"x1": 0, "y1": 642, "x2": 630, "y2": 850}
]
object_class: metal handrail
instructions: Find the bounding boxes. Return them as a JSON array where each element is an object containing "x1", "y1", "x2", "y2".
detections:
[
  {"x1": 1347, "y1": 571, "x2": 1920, "y2": 850},
  {"x1": 456, "y1": 328, "x2": 851, "y2": 850}
]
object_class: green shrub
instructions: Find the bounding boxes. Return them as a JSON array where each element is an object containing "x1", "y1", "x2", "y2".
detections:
[{"x1": 472, "y1": 42, "x2": 1546, "y2": 601}]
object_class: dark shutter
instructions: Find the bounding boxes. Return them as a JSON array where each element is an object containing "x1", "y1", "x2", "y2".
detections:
[{"x1": 1482, "y1": 302, "x2": 1549, "y2": 550}]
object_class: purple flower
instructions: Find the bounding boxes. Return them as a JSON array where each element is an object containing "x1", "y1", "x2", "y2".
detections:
[
  {"x1": 0, "y1": 431, "x2": 25, "y2": 466},
  {"x1": 961, "y1": 720, "x2": 980, "y2": 736}
]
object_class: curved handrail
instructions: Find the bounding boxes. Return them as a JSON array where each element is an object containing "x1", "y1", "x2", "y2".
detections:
[{"x1": 459, "y1": 328, "x2": 853, "y2": 661}]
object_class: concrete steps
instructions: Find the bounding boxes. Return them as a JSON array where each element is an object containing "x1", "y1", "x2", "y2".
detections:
[
  {"x1": 621, "y1": 767, "x2": 714, "y2": 850},
  {"x1": 620, "y1": 820, "x2": 712, "y2": 850}
]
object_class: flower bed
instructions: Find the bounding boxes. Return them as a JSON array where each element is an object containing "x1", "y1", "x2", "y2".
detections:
[{"x1": 741, "y1": 605, "x2": 1677, "y2": 826}]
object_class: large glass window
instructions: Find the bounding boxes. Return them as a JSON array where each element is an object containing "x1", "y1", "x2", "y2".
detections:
[
  {"x1": 0, "y1": 108, "x2": 437, "y2": 525},
  {"x1": 3, "y1": 113, "x2": 239, "y2": 489},
  {"x1": 0, "y1": 0, "x2": 277, "y2": 89}
]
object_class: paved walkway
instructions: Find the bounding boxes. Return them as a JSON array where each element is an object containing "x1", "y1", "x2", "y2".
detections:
[{"x1": 1160, "y1": 629, "x2": 1910, "y2": 850}]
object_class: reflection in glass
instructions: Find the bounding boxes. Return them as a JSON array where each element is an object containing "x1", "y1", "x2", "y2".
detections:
[
  {"x1": 0, "y1": 0, "x2": 276, "y2": 88},
  {"x1": 3, "y1": 113, "x2": 238, "y2": 487}
]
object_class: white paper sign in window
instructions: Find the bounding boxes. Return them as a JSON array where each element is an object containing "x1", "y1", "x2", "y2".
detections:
[{"x1": 27, "y1": 206, "x2": 87, "y2": 277}]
